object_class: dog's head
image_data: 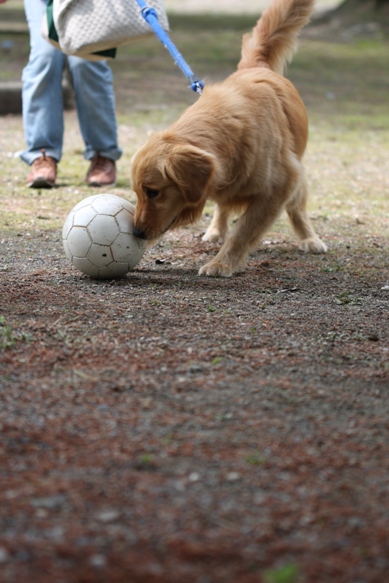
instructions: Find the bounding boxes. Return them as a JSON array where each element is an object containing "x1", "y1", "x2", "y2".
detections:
[{"x1": 130, "y1": 135, "x2": 216, "y2": 242}]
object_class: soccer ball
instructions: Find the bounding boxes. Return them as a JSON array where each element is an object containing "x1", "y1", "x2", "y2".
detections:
[{"x1": 62, "y1": 194, "x2": 147, "y2": 279}]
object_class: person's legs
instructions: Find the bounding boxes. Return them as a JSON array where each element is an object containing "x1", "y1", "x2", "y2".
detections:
[
  {"x1": 21, "y1": 0, "x2": 66, "y2": 166},
  {"x1": 68, "y1": 57, "x2": 122, "y2": 162}
]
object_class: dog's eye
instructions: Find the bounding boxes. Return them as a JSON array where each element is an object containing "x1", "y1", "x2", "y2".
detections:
[{"x1": 144, "y1": 187, "x2": 160, "y2": 199}]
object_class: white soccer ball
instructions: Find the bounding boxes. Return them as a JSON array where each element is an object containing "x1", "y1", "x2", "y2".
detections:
[{"x1": 62, "y1": 194, "x2": 146, "y2": 279}]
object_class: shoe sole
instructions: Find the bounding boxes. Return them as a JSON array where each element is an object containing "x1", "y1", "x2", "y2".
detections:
[
  {"x1": 86, "y1": 181, "x2": 116, "y2": 188},
  {"x1": 27, "y1": 178, "x2": 55, "y2": 188}
]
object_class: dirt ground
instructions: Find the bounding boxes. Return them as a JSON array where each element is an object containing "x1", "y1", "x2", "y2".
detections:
[
  {"x1": 2, "y1": 221, "x2": 389, "y2": 583},
  {"x1": 1, "y1": 1, "x2": 389, "y2": 582}
]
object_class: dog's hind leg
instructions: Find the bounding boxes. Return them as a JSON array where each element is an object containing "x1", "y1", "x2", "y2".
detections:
[
  {"x1": 286, "y1": 169, "x2": 328, "y2": 254},
  {"x1": 202, "y1": 204, "x2": 230, "y2": 243}
]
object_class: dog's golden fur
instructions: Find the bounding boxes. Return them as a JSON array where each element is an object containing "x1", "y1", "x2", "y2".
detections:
[{"x1": 131, "y1": 0, "x2": 327, "y2": 277}]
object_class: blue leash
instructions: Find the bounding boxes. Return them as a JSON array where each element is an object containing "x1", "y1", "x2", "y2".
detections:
[{"x1": 135, "y1": 0, "x2": 204, "y2": 95}]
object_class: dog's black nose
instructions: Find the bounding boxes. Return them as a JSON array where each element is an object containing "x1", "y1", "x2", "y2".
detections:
[{"x1": 133, "y1": 227, "x2": 147, "y2": 240}]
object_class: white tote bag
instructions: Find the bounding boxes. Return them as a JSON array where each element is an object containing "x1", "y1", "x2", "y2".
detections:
[{"x1": 52, "y1": 0, "x2": 169, "y2": 57}]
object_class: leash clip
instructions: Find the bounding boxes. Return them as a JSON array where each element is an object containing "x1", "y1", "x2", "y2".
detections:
[{"x1": 189, "y1": 76, "x2": 204, "y2": 95}]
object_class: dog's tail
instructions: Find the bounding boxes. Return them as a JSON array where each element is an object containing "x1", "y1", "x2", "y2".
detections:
[{"x1": 237, "y1": 0, "x2": 314, "y2": 75}]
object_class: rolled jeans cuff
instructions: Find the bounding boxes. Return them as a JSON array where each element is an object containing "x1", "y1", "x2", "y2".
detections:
[
  {"x1": 84, "y1": 148, "x2": 123, "y2": 162},
  {"x1": 20, "y1": 149, "x2": 60, "y2": 166}
]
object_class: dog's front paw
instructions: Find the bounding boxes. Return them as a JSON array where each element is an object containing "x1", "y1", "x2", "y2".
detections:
[
  {"x1": 199, "y1": 260, "x2": 234, "y2": 277},
  {"x1": 299, "y1": 237, "x2": 328, "y2": 254},
  {"x1": 202, "y1": 228, "x2": 226, "y2": 243}
]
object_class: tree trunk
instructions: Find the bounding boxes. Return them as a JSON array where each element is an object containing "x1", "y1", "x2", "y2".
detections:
[
  {"x1": 314, "y1": 0, "x2": 389, "y2": 24},
  {"x1": 331, "y1": 0, "x2": 389, "y2": 14}
]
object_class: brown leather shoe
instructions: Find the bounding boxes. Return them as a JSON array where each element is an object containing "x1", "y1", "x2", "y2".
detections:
[
  {"x1": 86, "y1": 154, "x2": 116, "y2": 187},
  {"x1": 26, "y1": 149, "x2": 57, "y2": 188}
]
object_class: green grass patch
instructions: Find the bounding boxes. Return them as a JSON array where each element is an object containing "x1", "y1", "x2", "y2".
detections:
[
  {"x1": 263, "y1": 564, "x2": 300, "y2": 583},
  {"x1": 0, "y1": 316, "x2": 31, "y2": 350}
]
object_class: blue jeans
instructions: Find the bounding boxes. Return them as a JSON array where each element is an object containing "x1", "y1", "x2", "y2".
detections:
[{"x1": 21, "y1": 0, "x2": 122, "y2": 165}]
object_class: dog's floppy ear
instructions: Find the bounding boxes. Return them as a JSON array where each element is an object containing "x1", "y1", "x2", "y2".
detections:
[{"x1": 165, "y1": 145, "x2": 216, "y2": 203}]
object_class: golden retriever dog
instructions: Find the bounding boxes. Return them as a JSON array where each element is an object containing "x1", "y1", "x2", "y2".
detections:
[{"x1": 131, "y1": 0, "x2": 327, "y2": 277}]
